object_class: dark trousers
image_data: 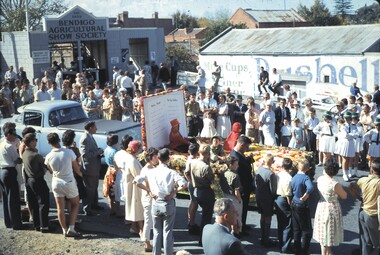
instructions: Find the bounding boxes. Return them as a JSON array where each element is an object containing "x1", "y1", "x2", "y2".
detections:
[
  {"x1": 26, "y1": 177, "x2": 50, "y2": 228},
  {"x1": 82, "y1": 174, "x2": 99, "y2": 211},
  {"x1": 307, "y1": 131, "x2": 317, "y2": 152},
  {"x1": 170, "y1": 70, "x2": 177, "y2": 87},
  {"x1": 268, "y1": 82, "x2": 282, "y2": 96},
  {"x1": 281, "y1": 136, "x2": 291, "y2": 147},
  {"x1": 291, "y1": 201, "x2": 312, "y2": 255},
  {"x1": 187, "y1": 116, "x2": 200, "y2": 137},
  {"x1": 194, "y1": 187, "x2": 215, "y2": 242},
  {"x1": 258, "y1": 82, "x2": 268, "y2": 94},
  {"x1": 275, "y1": 197, "x2": 293, "y2": 251},
  {"x1": 259, "y1": 130, "x2": 265, "y2": 145},
  {"x1": 241, "y1": 190, "x2": 251, "y2": 228},
  {"x1": 0, "y1": 168, "x2": 22, "y2": 228},
  {"x1": 359, "y1": 209, "x2": 380, "y2": 255}
]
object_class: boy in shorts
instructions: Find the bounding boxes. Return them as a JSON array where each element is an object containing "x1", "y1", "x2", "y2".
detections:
[{"x1": 45, "y1": 133, "x2": 82, "y2": 237}]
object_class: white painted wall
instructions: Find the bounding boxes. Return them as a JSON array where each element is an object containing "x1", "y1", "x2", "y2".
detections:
[{"x1": 199, "y1": 54, "x2": 380, "y2": 97}]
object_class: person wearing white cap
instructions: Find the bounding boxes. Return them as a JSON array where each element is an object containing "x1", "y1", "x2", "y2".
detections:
[{"x1": 259, "y1": 101, "x2": 276, "y2": 146}]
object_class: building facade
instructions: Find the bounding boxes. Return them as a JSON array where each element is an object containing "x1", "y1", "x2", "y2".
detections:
[
  {"x1": 199, "y1": 25, "x2": 380, "y2": 98},
  {"x1": 1, "y1": 6, "x2": 166, "y2": 84}
]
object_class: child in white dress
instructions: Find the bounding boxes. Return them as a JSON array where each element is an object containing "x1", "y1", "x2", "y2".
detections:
[
  {"x1": 288, "y1": 118, "x2": 305, "y2": 150},
  {"x1": 351, "y1": 112, "x2": 364, "y2": 176},
  {"x1": 200, "y1": 111, "x2": 218, "y2": 139},
  {"x1": 363, "y1": 118, "x2": 380, "y2": 168},
  {"x1": 313, "y1": 112, "x2": 337, "y2": 164}
]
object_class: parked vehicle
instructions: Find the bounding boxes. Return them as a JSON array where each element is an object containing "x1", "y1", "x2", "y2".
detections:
[{"x1": 0, "y1": 100, "x2": 141, "y2": 163}]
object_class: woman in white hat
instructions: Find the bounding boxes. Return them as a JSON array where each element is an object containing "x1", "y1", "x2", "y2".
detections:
[{"x1": 259, "y1": 101, "x2": 276, "y2": 146}]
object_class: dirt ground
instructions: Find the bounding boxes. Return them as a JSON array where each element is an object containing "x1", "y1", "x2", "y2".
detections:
[{"x1": 0, "y1": 222, "x2": 145, "y2": 255}]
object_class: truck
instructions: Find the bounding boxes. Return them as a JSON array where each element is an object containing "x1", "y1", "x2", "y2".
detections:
[{"x1": 0, "y1": 100, "x2": 142, "y2": 162}]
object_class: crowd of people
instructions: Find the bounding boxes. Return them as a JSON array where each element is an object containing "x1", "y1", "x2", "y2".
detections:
[{"x1": 1, "y1": 62, "x2": 380, "y2": 255}]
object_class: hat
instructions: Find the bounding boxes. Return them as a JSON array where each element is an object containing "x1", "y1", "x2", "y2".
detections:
[
  {"x1": 119, "y1": 87, "x2": 126, "y2": 92},
  {"x1": 303, "y1": 98, "x2": 312, "y2": 105},
  {"x1": 236, "y1": 95, "x2": 243, "y2": 101},
  {"x1": 292, "y1": 102, "x2": 300, "y2": 106},
  {"x1": 374, "y1": 118, "x2": 380, "y2": 125},
  {"x1": 128, "y1": 140, "x2": 141, "y2": 154},
  {"x1": 322, "y1": 111, "x2": 332, "y2": 119},
  {"x1": 113, "y1": 66, "x2": 118, "y2": 70},
  {"x1": 351, "y1": 112, "x2": 359, "y2": 118},
  {"x1": 170, "y1": 119, "x2": 180, "y2": 127},
  {"x1": 343, "y1": 112, "x2": 352, "y2": 119}
]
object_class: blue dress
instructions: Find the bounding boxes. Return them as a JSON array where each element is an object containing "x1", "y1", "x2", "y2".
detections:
[{"x1": 288, "y1": 126, "x2": 304, "y2": 149}]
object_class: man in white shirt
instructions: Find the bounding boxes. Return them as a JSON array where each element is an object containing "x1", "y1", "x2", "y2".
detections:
[
  {"x1": 121, "y1": 72, "x2": 134, "y2": 98},
  {"x1": 112, "y1": 66, "x2": 120, "y2": 88},
  {"x1": 5, "y1": 66, "x2": 17, "y2": 90},
  {"x1": 268, "y1": 68, "x2": 282, "y2": 97},
  {"x1": 200, "y1": 89, "x2": 218, "y2": 122},
  {"x1": 135, "y1": 148, "x2": 187, "y2": 255},
  {"x1": 48, "y1": 82, "x2": 62, "y2": 100},
  {"x1": 20, "y1": 79, "x2": 34, "y2": 105},
  {"x1": 35, "y1": 83, "x2": 51, "y2": 102},
  {"x1": 45, "y1": 133, "x2": 82, "y2": 237},
  {"x1": 0, "y1": 126, "x2": 23, "y2": 230}
]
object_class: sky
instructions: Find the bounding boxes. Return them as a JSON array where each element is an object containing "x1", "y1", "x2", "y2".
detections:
[{"x1": 64, "y1": 0, "x2": 377, "y2": 19}]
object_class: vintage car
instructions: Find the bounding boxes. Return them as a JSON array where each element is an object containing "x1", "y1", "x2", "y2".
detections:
[{"x1": 0, "y1": 100, "x2": 141, "y2": 162}]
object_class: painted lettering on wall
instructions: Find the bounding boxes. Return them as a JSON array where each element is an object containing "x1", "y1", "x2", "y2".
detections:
[
  {"x1": 200, "y1": 55, "x2": 380, "y2": 95},
  {"x1": 46, "y1": 10, "x2": 107, "y2": 42}
]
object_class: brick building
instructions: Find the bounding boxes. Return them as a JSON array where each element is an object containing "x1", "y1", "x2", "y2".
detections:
[
  {"x1": 229, "y1": 8, "x2": 312, "y2": 28},
  {"x1": 113, "y1": 11, "x2": 173, "y2": 35}
]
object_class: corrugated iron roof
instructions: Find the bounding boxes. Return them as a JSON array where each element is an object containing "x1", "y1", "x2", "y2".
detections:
[
  {"x1": 200, "y1": 24, "x2": 380, "y2": 55},
  {"x1": 244, "y1": 9, "x2": 306, "y2": 23},
  {"x1": 168, "y1": 27, "x2": 207, "y2": 36}
]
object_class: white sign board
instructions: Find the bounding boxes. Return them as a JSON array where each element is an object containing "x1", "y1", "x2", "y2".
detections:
[
  {"x1": 200, "y1": 54, "x2": 380, "y2": 96},
  {"x1": 143, "y1": 90, "x2": 187, "y2": 149},
  {"x1": 32, "y1": 50, "x2": 50, "y2": 64}
]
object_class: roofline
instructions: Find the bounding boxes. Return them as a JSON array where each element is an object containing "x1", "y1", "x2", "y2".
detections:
[
  {"x1": 362, "y1": 37, "x2": 380, "y2": 53},
  {"x1": 199, "y1": 26, "x2": 234, "y2": 52}
]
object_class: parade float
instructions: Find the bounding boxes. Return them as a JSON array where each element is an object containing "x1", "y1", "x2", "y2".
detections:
[{"x1": 138, "y1": 89, "x2": 316, "y2": 203}]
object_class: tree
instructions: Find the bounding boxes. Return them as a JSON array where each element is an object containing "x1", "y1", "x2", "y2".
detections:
[
  {"x1": 334, "y1": 0, "x2": 354, "y2": 18},
  {"x1": 298, "y1": 0, "x2": 341, "y2": 26},
  {"x1": 166, "y1": 45, "x2": 197, "y2": 72},
  {"x1": 353, "y1": 3, "x2": 380, "y2": 24},
  {"x1": 0, "y1": 0, "x2": 67, "y2": 32},
  {"x1": 171, "y1": 11, "x2": 199, "y2": 29},
  {"x1": 198, "y1": 13, "x2": 246, "y2": 47}
]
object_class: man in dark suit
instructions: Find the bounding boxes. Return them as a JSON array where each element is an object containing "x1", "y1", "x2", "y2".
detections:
[
  {"x1": 274, "y1": 98, "x2": 291, "y2": 146},
  {"x1": 80, "y1": 121, "x2": 104, "y2": 215},
  {"x1": 232, "y1": 95, "x2": 248, "y2": 134},
  {"x1": 170, "y1": 56, "x2": 179, "y2": 87},
  {"x1": 202, "y1": 198, "x2": 245, "y2": 255},
  {"x1": 230, "y1": 135, "x2": 254, "y2": 233},
  {"x1": 373, "y1": 84, "x2": 380, "y2": 109}
]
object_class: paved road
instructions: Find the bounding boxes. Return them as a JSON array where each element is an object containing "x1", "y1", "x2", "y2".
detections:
[{"x1": 0, "y1": 164, "x2": 365, "y2": 255}]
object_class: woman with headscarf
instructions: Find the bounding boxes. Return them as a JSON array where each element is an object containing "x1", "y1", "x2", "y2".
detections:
[
  {"x1": 223, "y1": 122, "x2": 242, "y2": 152},
  {"x1": 114, "y1": 139, "x2": 144, "y2": 236}
]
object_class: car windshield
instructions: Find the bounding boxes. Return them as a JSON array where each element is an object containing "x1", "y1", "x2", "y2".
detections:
[
  {"x1": 321, "y1": 97, "x2": 335, "y2": 104},
  {"x1": 49, "y1": 106, "x2": 87, "y2": 126}
]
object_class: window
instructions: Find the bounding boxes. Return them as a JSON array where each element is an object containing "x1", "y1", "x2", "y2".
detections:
[
  {"x1": 24, "y1": 112, "x2": 42, "y2": 126},
  {"x1": 55, "y1": 106, "x2": 87, "y2": 125}
]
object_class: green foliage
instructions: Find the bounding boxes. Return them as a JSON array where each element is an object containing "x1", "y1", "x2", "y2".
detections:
[
  {"x1": 199, "y1": 20, "x2": 246, "y2": 47},
  {"x1": 353, "y1": 3, "x2": 380, "y2": 24},
  {"x1": 166, "y1": 45, "x2": 197, "y2": 72},
  {"x1": 0, "y1": 0, "x2": 67, "y2": 32},
  {"x1": 334, "y1": 0, "x2": 354, "y2": 18},
  {"x1": 171, "y1": 10, "x2": 199, "y2": 29},
  {"x1": 298, "y1": 0, "x2": 342, "y2": 26}
]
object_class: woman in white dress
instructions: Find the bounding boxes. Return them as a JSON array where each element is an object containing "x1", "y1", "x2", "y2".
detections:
[
  {"x1": 114, "y1": 138, "x2": 144, "y2": 236},
  {"x1": 351, "y1": 112, "x2": 364, "y2": 177},
  {"x1": 113, "y1": 135, "x2": 132, "y2": 203},
  {"x1": 259, "y1": 101, "x2": 276, "y2": 146},
  {"x1": 134, "y1": 147, "x2": 159, "y2": 252},
  {"x1": 363, "y1": 118, "x2": 380, "y2": 168},
  {"x1": 216, "y1": 95, "x2": 231, "y2": 138},
  {"x1": 313, "y1": 112, "x2": 337, "y2": 164},
  {"x1": 335, "y1": 112, "x2": 358, "y2": 181}
]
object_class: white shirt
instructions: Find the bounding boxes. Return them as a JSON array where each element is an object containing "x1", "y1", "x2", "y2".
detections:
[
  {"x1": 200, "y1": 98, "x2": 218, "y2": 111},
  {"x1": 48, "y1": 88, "x2": 62, "y2": 100},
  {"x1": 45, "y1": 148, "x2": 76, "y2": 181},
  {"x1": 121, "y1": 75, "x2": 134, "y2": 89},
  {"x1": 280, "y1": 125, "x2": 292, "y2": 136},
  {"x1": 0, "y1": 139, "x2": 19, "y2": 168},
  {"x1": 4, "y1": 70, "x2": 17, "y2": 81},
  {"x1": 305, "y1": 117, "x2": 319, "y2": 130},
  {"x1": 93, "y1": 88, "x2": 103, "y2": 99},
  {"x1": 276, "y1": 171, "x2": 292, "y2": 197},
  {"x1": 272, "y1": 72, "x2": 282, "y2": 84},
  {"x1": 36, "y1": 90, "x2": 51, "y2": 101},
  {"x1": 135, "y1": 163, "x2": 186, "y2": 200}
]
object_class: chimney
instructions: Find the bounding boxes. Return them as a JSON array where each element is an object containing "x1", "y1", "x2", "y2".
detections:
[
  {"x1": 154, "y1": 12, "x2": 158, "y2": 19},
  {"x1": 123, "y1": 11, "x2": 128, "y2": 21}
]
